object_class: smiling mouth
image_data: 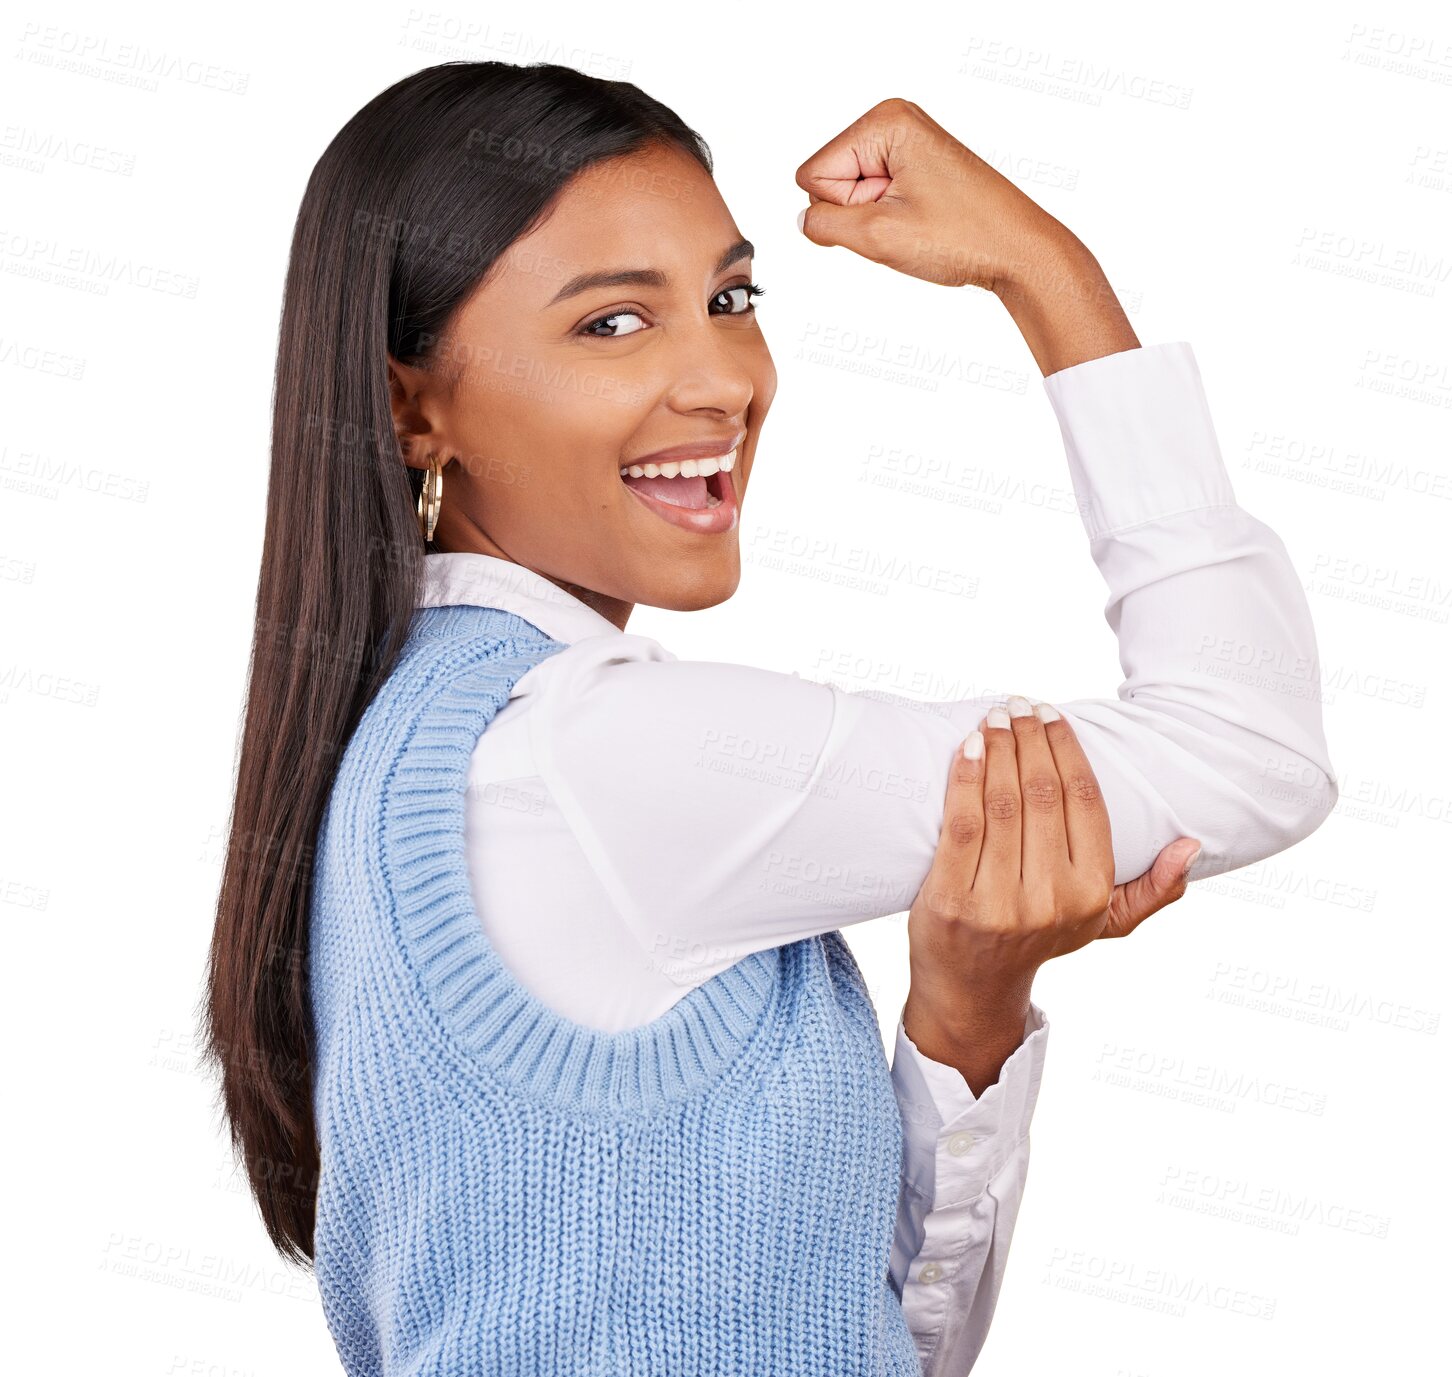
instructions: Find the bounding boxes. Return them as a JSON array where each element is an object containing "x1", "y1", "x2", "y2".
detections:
[{"x1": 618, "y1": 450, "x2": 736, "y2": 511}]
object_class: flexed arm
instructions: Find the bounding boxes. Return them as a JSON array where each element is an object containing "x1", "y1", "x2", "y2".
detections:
[{"x1": 796, "y1": 97, "x2": 1335, "y2": 887}]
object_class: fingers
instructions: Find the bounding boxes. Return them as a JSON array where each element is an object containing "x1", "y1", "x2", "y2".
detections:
[
  {"x1": 1034, "y1": 703, "x2": 1113, "y2": 880},
  {"x1": 794, "y1": 99, "x2": 914, "y2": 197},
  {"x1": 919, "y1": 731, "x2": 988, "y2": 917},
  {"x1": 1005, "y1": 695, "x2": 1068, "y2": 885},
  {"x1": 980, "y1": 706, "x2": 1021, "y2": 882}
]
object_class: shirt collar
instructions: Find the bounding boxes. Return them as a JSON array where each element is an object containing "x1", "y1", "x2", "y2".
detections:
[{"x1": 417, "y1": 551, "x2": 623, "y2": 646}]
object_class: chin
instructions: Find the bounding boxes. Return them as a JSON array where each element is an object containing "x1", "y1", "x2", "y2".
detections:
[{"x1": 652, "y1": 555, "x2": 741, "y2": 612}]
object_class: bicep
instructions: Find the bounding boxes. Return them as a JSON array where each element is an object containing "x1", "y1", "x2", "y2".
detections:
[
  {"x1": 528, "y1": 635, "x2": 989, "y2": 980},
  {"x1": 883, "y1": 675, "x2": 1327, "y2": 888}
]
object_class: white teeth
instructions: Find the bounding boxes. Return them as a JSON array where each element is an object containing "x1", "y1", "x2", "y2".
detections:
[{"x1": 620, "y1": 447, "x2": 737, "y2": 479}]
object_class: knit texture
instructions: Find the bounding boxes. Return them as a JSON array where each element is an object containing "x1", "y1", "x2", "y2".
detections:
[{"x1": 308, "y1": 602, "x2": 921, "y2": 1375}]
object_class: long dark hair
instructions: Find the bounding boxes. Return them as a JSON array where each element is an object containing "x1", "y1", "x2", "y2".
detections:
[{"x1": 199, "y1": 60, "x2": 713, "y2": 1266}]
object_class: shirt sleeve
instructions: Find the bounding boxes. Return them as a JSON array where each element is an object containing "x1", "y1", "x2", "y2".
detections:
[
  {"x1": 526, "y1": 340, "x2": 1338, "y2": 985},
  {"x1": 888, "y1": 1003, "x2": 1048, "y2": 1375}
]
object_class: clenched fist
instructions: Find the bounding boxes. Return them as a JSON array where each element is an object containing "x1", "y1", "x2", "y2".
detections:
[{"x1": 793, "y1": 97, "x2": 1074, "y2": 291}]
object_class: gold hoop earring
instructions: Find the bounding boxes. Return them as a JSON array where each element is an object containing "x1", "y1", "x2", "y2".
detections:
[{"x1": 417, "y1": 455, "x2": 444, "y2": 544}]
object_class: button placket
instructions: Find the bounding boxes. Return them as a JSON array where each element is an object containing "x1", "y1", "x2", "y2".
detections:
[{"x1": 934, "y1": 1121, "x2": 990, "y2": 1206}]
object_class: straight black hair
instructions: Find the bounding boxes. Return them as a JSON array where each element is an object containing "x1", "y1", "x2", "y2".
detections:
[{"x1": 199, "y1": 59, "x2": 713, "y2": 1265}]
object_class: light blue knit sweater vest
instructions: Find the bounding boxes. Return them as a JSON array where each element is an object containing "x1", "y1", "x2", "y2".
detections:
[{"x1": 308, "y1": 601, "x2": 920, "y2": 1376}]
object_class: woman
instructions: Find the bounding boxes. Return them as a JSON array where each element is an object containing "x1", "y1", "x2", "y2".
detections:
[{"x1": 202, "y1": 63, "x2": 1337, "y2": 1375}]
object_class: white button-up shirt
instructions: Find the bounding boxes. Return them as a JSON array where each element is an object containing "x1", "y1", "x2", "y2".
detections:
[{"x1": 415, "y1": 340, "x2": 1337, "y2": 1375}]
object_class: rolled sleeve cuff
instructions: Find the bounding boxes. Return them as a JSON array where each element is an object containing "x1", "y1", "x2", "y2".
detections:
[
  {"x1": 894, "y1": 1002, "x2": 1050, "y2": 1207},
  {"x1": 1042, "y1": 340, "x2": 1237, "y2": 540}
]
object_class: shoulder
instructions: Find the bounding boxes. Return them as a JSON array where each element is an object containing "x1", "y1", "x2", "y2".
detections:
[
  {"x1": 333, "y1": 610, "x2": 562, "y2": 781},
  {"x1": 522, "y1": 629, "x2": 678, "y2": 683}
]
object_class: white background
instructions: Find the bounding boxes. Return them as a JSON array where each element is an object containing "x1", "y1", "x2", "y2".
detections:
[{"x1": 2, "y1": 1, "x2": 1448, "y2": 1372}]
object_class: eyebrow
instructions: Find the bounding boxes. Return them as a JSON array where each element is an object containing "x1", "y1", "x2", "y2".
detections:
[{"x1": 546, "y1": 238, "x2": 755, "y2": 306}]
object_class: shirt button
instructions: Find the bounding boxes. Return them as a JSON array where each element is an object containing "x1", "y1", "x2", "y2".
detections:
[
  {"x1": 919, "y1": 1262, "x2": 944, "y2": 1283},
  {"x1": 947, "y1": 1131, "x2": 975, "y2": 1156}
]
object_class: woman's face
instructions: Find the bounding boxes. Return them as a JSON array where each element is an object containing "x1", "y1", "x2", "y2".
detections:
[{"x1": 389, "y1": 139, "x2": 777, "y2": 628}]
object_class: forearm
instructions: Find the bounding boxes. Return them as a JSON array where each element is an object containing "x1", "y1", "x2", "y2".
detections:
[
  {"x1": 901, "y1": 973, "x2": 1035, "y2": 1098},
  {"x1": 993, "y1": 224, "x2": 1140, "y2": 377}
]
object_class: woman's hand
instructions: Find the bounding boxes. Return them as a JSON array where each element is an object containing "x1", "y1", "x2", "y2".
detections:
[
  {"x1": 794, "y1": 99, "x2": 1139, "y2": 375},
  {"x1": 907, "y1": 701, "x2": 1116, "y2": 1008},
  {"x1": 901, "y1": 699, "x2": 1197, "y2": 1094},
  {"x1": 793, "y1": 97, "x2": 1070, "y2": 292}
]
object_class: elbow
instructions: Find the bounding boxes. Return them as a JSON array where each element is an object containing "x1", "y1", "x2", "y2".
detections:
[
  {"x1": 1243, "y1": 751, "x2": 1339, "y2": 867},
  {"x1": 1286, "y1": 761, "x2": 1338, "y2": 847},
  {"x1": 1197, "y1": 770, "x2": 1337, "y2": 881}
]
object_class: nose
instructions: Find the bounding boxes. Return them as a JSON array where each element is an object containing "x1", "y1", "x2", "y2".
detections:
[{"x1": 659, "y1": 313, "x2": 757, "y2": 419}]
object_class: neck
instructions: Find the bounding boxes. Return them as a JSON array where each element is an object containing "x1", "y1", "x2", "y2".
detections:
[
  {"x1": 434, "y1": 526, "x2": 633, "y2": 632},
  {"x1": 552, "y1": 576, "x2": 632, "y2": 632}
]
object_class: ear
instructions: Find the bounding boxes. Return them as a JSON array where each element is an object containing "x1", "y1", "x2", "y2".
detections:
[{"x1": 387, "y1": 354, "x2": 447, "y2": 472}]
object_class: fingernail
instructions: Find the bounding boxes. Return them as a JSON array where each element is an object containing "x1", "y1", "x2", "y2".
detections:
[
  {"x1": 962, "y1": 730, "x2": 984, "y2": 760},
  {"x1": 986, "y1": 706, "x2": 1011, "y2": 730},
  {"x1": 1180, "y1": 843, "x2": 1202, "y2": 880},
  {"x1": 796, "y1": 206, "x2": 807, "y2": 234},
  {"x1": 1034, "y1": 701, "x2": 1061, "y2": 722},
  {"x1": 1007, "y1": 695, "x2": 1033, "y2": 718}
]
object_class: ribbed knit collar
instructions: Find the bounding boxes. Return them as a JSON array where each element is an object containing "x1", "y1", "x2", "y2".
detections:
[{"x1": 384, "y1": 601, "x2": 785, "y2": 1116}]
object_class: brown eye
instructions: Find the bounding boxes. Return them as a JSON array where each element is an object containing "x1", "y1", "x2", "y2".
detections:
[
  {"x1": 580, "y1": 309, "x2": 648, "y2": 339},
  {"x1": 712, "y1": 283, "x2": 766, "y2": 315}
]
